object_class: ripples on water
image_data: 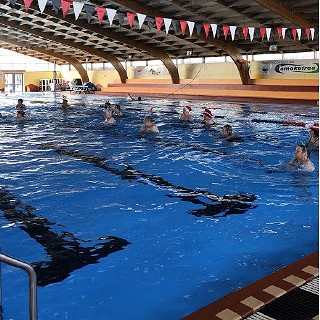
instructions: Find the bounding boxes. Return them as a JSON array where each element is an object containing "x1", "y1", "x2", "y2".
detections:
[{"x1": 0, "y1": 93, "x2": 318, "y2": 320}]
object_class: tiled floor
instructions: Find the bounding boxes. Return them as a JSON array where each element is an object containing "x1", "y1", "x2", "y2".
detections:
[{"x1": 182, "y1": 252, "x2": 318, "y2": 320}]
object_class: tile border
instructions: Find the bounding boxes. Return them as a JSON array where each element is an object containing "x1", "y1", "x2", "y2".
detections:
[{"x1": 181, "y1": 252, "x2": 318, "y2": 320}]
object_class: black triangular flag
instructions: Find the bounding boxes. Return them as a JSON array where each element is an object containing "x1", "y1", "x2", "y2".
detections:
[
  {"x1": 146, "y1": 16, "x2": 154, "y2": 29},
  {"x1": 171, "y1": 19, "x2": 179, "y2": 35},
  {"x1": 118, "y1": 12, "x2": 125, "y2": 27},
  {"x1": 51, "y1": 0, "x2": 60, "y2": 14},
  {"x1": 9, "y1": 0, "x2": 17, "y2": 7},
  {"x1": 196, "y1": 23, "x2": 202, "y2": 36},
  {"x1": 84, "y1": 4, "x2": 95, "y2": 23}
]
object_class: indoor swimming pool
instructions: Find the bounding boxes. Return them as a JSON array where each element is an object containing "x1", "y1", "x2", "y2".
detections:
[{"x1": 0, "y1": 92, "x2": 318, "y2": 320}]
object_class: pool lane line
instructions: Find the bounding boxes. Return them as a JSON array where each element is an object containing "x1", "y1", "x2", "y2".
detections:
[
  {"x1": 41, "y1": 142, "x2": 257, "y2": 218},
  {"x1": 0, "y1": 188, "x2": 131, "y2": 287}
]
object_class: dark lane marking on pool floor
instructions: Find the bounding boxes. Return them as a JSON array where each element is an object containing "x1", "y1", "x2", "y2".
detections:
[
  {"x1": 41, "y1": 142, "x2": 257, "y2": 218},
  {"x1": 0, "y1": 188, "x2": 131, "y2": 286}
]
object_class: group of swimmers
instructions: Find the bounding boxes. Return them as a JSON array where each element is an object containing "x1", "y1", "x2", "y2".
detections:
[{"x1": 10, "y1": 96, "x2": 319, "y2": 172}]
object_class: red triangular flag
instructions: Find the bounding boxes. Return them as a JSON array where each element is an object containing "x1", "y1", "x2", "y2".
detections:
[
  {"x1": 203, "y1": 23, "x2": 210, "y2": 37},
  {"x1": 292, "y1": 28, "x2": 297, "y2": 40},
  {"x1": 223, "y1": 25, "x2": 230, "y2": 39},
  {"x1": 277, "y1": 27, "x2": 282, "y2": 38},
  {"x1": 242, "y1": 27, "x2": 248, "y2": 40},
  {"x1": 61, "y1": 0, "x2": 71, "y2": 18},
  {"x1": 155, "y1": 17, "x2": 163, "y2": 32},
  {"x1": 127, "y1": 12, "x2": 135, "y2": 28},
  {"x1": 23, "y1": 0, "x2": 33, "y2": 11},
  {"x1": 96, "y1": 6, "x2": 106, "y2": 25},
  {"x1": 180, "y1": 20, "x2": 187, "y2": 35},
  {"x1": 305, "y1": 28, "x2": 311, "y2": 40},
  {"x1": 260, "y1": 27, "x2": 266, "y2": 40}
]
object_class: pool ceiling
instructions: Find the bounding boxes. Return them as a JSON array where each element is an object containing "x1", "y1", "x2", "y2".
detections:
[{"x1": 0, "y1": 0, "x2": 318, "y2": 65}]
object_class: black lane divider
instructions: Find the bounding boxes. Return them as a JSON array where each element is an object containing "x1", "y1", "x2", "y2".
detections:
[
  {"x1": 41, "y1": 142, "x2": 257, "y2": 218},
  {"x1": 0, "y1": 188, "x2": 130, "y2": 287}
]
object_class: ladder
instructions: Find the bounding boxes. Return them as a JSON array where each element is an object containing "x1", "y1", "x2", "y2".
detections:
[{"x1": 0, "y1": 253, "x2": 37, "y2": 320}]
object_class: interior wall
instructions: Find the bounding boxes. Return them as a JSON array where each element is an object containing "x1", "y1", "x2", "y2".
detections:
[{"x1": 15, "y1": 60, "x2": 319, "y2": 90}]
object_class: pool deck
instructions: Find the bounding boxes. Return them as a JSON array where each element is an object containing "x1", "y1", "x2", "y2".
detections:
[{"x1": 182, "y1": 252, "x2": 319, "y2": 320}]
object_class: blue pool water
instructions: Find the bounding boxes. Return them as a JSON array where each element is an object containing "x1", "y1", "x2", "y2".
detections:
[{"x1": 0, "y1": 93, "x2": 318, "y2": 320}]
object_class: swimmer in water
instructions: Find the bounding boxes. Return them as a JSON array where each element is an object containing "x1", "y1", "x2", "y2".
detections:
[
  {"x1": 16, "y1": 98, "x2": 26, "y2": 119},
  {"x1": 140, "y1": 115, "x2": 159, "y2": 133},
  {"x1": 287, "y1": 144, "x2": 315, "y2": 172},
  {"x1": 202, "y1": 108, "x2": 215, "y2": 125},
  {"x1": 180, "y1": 106, "x2": 193, "y2": 122}
]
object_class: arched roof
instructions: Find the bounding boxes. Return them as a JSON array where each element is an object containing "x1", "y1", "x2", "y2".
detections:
[{"x1": 0, "y1": 0, "x2": 318, "y2": 83}]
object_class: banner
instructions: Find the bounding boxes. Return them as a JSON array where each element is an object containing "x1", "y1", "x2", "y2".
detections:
[
  {"x1": 134, "y1": 65, "x2": 169, "y2": 77},
  {"x1": 260, "y1": 60, "x2": 319, "y2": 75}
]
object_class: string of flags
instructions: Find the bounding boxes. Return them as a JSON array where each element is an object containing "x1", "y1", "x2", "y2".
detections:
[{"x1": 11, "y1": 0, "x2": 316, "y2": 41}]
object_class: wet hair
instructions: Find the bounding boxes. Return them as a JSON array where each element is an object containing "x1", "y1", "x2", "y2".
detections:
[
  {"x1": 223, "y1": 124, "x2": 233, "y2": 135},
  {"x1": 298, "y1": 144, "x2": 311, "y2": 158},
  {"x1": 18, "y1": 98, "x2": 23, "y2": 103},
  {"x1": 311, "y1": 128, "x2": 319, "y2": 137},
  {"x1": 144, "y1": 115, "x2": 153, "y2": 123}
]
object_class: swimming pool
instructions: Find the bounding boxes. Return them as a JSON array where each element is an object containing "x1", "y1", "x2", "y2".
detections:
[{"x1": 0, "y1": 93, "x2": 318, "y2": 320}]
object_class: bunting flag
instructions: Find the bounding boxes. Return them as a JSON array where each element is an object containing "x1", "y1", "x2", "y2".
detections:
[
  {"x1": 242, "y1": 27, "x2": 248, "y2": 40},
  {"x1": 61, "y1": 0, "x2": 71, "y2": 18},
  {"x1": 155, "y1": 17, "x2": 164, "y2": 32},
  {"x1": 10, "y1": 0, "x2": 17, "y2": 7},
  {"x1": 96, "y1": 6, "x2": 106, "y2": 25},
  {"x1": 23, "y1": 0, "x2": 33, "y2": 11},
  {"x1": 281, "y1": 27, "x2": 287, "y2": 39},
  {"x1": 277, "y1": 27, "x2": 282, "y2": 39},
  {"x1": 310, "y1": 28, "x2": 315, "y2": 40},
  {"x1": 106, "y1": 8, "x2": 117, "y2": 25},
  {"x1": 305, "y1": 28, "x2": 310, "y2": 40},
  {"x1": 203, "y1": 23, "x2": 210, "y2": 38},
  {"x1": 248, "y1": 27, "x2": 255, "y2": 41},
  {"x1": 23, "y1": 0, "x2": 316, "y2": 43},
  {"x1": 84, "y1": 4, "x2": 95, "y2": 23},
  {"x1": 180, "y1": 20, "x2": 187, "y2": 35},
  {"x1": 297, "y1": 28, "x2": 302, "y2": 40},
  {"x1": 118, "y1": 12, "x2": 125, "y2": 27},
  {"x1": 164, "y1": 18, "x2": 172, "y2": 34},
  {"x1": 260, "y1": 27, "x2": 266, "y2": 40},
  {"x1": 187, "y1": 21, "x2": 195, "y2": 37},
  {"x1": 266, "y1": 27, "x2": 272, "y2": 41},
  {"x1": 171, "y1": 19, "x2": 179, "y2": 35},
  {"x1": 51, "y1": 0, "x2": 60, "y2": 14},
  {"x1": 147, "y1": 16, "x2": 155, "y2": 29},
  {"x1": 137, "y1": 13, "x2": 146, "y2": 29},
  {"x1": 230, "y1": 25, "x2": 237, "y2": 40},
  {"x1": 37, "y1": 0, "x2": 47, "y2": 13},
  {"x1": 195, "y1": 23, "x2": 202, "y2": 36},
  {"x1": 127, "y1": 12, "x2": 135, "y2": 28},
  {"x1": 292, "y1": 28, "x2": 297, "y2": 40},
  {"x1": 222, "y1": 25, "x2": 229, "y2": 39},
  {"x1": 73, "y1": 1, "x2": 84, "y2": 20},
  {"x1": 210, "y1": 24, "x2": 217, "y2": 38}
]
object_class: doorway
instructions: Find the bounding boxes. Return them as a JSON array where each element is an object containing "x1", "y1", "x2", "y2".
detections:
[{"x1": 5, "y1": 73, "x2": 24, "y2": 93}]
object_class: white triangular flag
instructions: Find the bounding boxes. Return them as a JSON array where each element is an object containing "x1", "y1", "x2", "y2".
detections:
[
  {"x1": 187, "y1": 21, "x2": 195, "y2": 37},
  {"x1": 38, "y1": 0, "x2": 47, "y2": 13},
  {"x1": 282, "y1": 27, "x2": 287, "y2": 39},
  {"x1": 106, "y1": 8, "x2": 117, "y2": 26},
  {"x1": 310, "y1": 28, "x2": 315, "y2": 40},
  {"x1": 137, "y1": 13, "x2": 146, "y2": 29},
  {"x1": 163, "y1": 18, "x2": 172, "y2": 34},
  {"x1": 266, "y1": 27, "x2": 272, "y2": 41},
  {"x1": 210, "y1": 23, "x2": 217, "y2": 38},
  {"x1": 297, "y1": 28, "x2": 301, "y2": 40},
  {"x1": 248, "y1": 27, "x2": 255, "y2": 41},
  {"x1": 73, "y1": 1, "x2": 84, "y2": 20},
  {"x1": 230, "y1": 26, "x2": 237, "y2": 40}
]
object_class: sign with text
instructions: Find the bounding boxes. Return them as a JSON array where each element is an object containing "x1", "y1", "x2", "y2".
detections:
[{"x1": 260, "y1": 60, "x2": 319, "y2": 75}]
